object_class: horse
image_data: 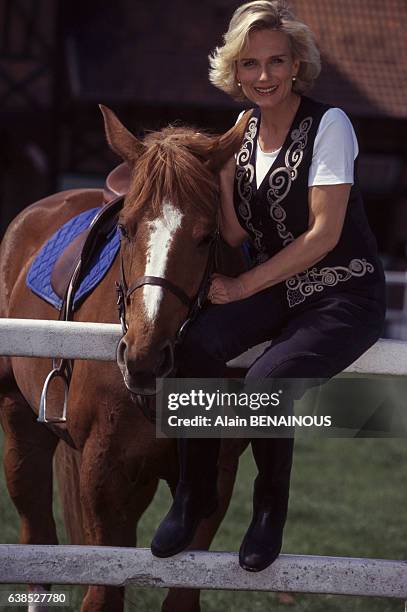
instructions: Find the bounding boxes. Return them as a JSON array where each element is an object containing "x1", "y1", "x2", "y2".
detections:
[{"x1": 0, "y1": 106, "x2": 250, "y2": 612}]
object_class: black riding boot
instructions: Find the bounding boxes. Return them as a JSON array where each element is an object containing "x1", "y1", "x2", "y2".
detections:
[
  {"x1": 151, "y1": 437, "x2": 220, "y2": 557},
  {"x1": 239, "y1": 437, "x2": 294, "y2": 571}
]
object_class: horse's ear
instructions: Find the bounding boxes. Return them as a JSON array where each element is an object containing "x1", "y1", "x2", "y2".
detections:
[
  {"x1": 207, "y1": 110, "x2": 253, "y2": 172},
  {"x1": 99, "y1": 104, "x2": 146, "y2": 164}
]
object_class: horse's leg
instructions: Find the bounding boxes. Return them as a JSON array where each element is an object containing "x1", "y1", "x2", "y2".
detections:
[
  {"x1": 0, "y1": 367, "x2": 59, "y2": 611},
  {"x1": 162, "y1": 438, "x2": 248, "y2": 612},
  {"x1": 79, "y1": 433, "x2": 158, "y2": 612},
  {"x1": 54, "y1": 443, "x2": 85, "y2": 544}
]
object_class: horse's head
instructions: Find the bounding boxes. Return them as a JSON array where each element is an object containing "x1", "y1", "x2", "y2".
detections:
[{"x1": 100, "y1": 106, "x2": 248, "y2": 395}]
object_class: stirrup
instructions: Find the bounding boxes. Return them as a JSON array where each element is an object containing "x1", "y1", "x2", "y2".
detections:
[{"x1": 38, "y1": 367, "x2": 68, "y2": 423}]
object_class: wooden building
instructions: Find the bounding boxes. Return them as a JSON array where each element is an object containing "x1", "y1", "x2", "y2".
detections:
[{"x1": 1, "y1": 0, "x2": 406, "y2": 261}]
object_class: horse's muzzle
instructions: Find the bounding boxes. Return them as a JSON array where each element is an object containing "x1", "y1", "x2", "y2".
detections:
[{"x1": 116, "y1": 337, "x2": 174, "y2": 395}]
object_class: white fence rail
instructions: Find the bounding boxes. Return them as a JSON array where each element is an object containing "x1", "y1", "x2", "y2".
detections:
[
  {"x1": 0, "y1": 317, "x2": 406, "y2": 603},
  {"x1": 0, "y1": 546, "x2": 406, "y2": 599},
  {"x1": 1, "y1": 318, "x2": 407, "y2": 376}
]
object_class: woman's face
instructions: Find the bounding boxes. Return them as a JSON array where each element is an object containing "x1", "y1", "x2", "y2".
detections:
[{"x1": 236, "y1": 29, "x2": 300, "y2": 109}]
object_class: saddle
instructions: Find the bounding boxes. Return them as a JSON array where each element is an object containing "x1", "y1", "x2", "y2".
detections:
[
  {"x1": 51, "y1": 163, "x2": 130, "y2": 302},
  {"x1": 103, "y1": 162, "x2": 130, "y2": 204}
]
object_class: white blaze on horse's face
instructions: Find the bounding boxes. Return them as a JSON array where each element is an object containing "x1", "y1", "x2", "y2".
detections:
[{"x1": 143, "y1": 201, "x2": 183, "y2": 321}]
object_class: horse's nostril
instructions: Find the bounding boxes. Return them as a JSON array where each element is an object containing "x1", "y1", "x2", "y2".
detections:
[
  {"x1": 116, "y1": 337, "x2": 127, "y2": 367},
  {"x1": 117, "y1": 337, "x2": 174, "y2": 381},
  {"x1": 156, "y1": 342, "x2": 174, "y2": 377}
]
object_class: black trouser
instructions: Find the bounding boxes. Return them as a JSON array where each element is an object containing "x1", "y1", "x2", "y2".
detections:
[
  {"x1": 176, "y1": 283, "x2": 386, "y2": 520},
  {"x1": 178, "y1": 284, "x2": 385, "y2": 381},
  {"x1": 157, "y1": 282, "x2": 385, "y2": 566}
]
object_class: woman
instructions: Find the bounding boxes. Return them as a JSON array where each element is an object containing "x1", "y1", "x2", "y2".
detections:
[{"x1": 151, "y1": 0, "x2": 386, "y2": 571}]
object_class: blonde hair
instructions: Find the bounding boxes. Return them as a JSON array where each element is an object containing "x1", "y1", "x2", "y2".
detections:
[{"x1": 209, "y1": 0, "x2": 321, "y2": 101}]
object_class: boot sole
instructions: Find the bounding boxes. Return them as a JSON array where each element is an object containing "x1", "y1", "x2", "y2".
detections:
[
  {"x1": 239, "y1": 552, "x2": 281, "y2": 572},
  {"x1": 239, "y1": 557, "x2": 279, "y2": 572}
]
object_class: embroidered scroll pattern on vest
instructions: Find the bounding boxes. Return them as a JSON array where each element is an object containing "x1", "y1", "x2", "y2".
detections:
[
  {"x1": 286, "y1": 258, "x2": 375, "y2": 307},
  {"x1": 236, "y1": 116, "x2": 267, "y2": 261},
  {"x1": 266, "y1": 116, "x2": 313, "y2": 247}
]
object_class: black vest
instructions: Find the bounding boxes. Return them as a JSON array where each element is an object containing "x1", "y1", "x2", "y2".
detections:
[{"x1": 234, "y1": 96, "x2": 385, "y2": 308}]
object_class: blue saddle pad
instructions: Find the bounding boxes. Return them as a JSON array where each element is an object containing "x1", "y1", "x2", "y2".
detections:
[{"x1": 27, "y1": 207, "x2": 120, "y2": 310}]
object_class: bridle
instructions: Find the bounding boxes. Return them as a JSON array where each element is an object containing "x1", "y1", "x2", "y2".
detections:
[
  {"x1": 115, "y1": 223, "x2": 219, "y2": 422},
  {"x1": 115, "y1": 226, "x2": 220, "y2": 353},
  {"x1": 114, "y1": 207, "x2": 220, "y2": 423}
]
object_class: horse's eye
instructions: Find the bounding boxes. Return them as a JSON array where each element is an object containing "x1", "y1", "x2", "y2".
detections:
[{"x1": 118, "y1": 224, "x2": 129, "y2": 240}]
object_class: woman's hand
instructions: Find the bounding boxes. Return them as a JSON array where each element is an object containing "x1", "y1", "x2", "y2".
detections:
[{"x1": 208, "y1": 273, "x2": 246, "y2": 304}]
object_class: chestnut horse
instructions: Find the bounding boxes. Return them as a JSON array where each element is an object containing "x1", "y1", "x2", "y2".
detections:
[{"x1": 0, "y1": 107, "x2": 250, "y2": 612}]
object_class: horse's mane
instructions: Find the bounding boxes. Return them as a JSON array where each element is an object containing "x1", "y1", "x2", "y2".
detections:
[{"x1": 121, "y1": 126, "x2": 220, "y2": 228}]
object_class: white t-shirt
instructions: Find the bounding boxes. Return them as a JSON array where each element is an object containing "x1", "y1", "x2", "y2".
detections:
[{"x1": 237, "y1": 108, "x2": 358, "y2": 189}]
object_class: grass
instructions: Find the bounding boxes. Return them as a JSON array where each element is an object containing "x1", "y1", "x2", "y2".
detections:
[{"x1": 1, "y1": 434, "x2": 406, "y2": 611}]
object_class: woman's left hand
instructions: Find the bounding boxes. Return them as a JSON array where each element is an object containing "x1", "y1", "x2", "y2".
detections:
[{"x1": 207, "y1": 273, "x2": 246, "y2": 304}]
